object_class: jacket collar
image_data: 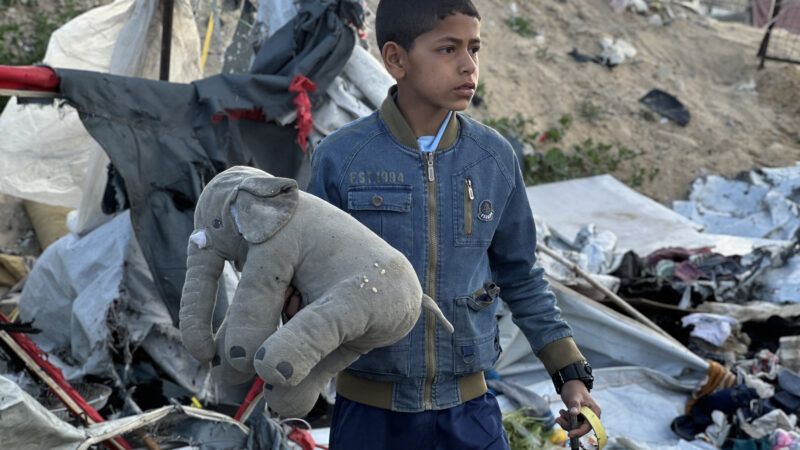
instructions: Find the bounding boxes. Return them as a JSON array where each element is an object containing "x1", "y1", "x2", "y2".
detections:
[{"x1": 379, "y1": 85, "x2": 459, "y2": 151}]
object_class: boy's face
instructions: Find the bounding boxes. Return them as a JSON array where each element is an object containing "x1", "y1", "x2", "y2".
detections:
[{"x1": 388, "y1": 13, "x2": 481, "y2": 112}]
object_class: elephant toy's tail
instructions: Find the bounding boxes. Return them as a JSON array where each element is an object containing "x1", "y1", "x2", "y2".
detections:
[{"x1": 421, "y1": 295, "x2": 454, "y2": 333}]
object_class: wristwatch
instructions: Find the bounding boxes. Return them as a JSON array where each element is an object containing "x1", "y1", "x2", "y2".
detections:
[{"x1": 552, "y1": 360, "x2": 594, "y2": 394}]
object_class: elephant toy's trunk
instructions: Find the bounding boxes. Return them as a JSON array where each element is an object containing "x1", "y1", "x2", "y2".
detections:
[
  {"x1": 421, "y1": 295, "x2": 454, "y2": 333},
  {"x1": 179, "y1": 242, "x2": 226, "y2": 362}
]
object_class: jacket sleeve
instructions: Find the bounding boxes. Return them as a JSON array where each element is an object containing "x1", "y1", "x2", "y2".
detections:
[
  {"x1": 307, "y1": 141, "x2": 344, "y2": 209},
  {"x1": 488, "y1": 154, "x2": 585, "y2": 375}
]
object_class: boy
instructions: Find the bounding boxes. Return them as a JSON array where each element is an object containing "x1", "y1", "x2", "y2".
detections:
[{"x1": 307, "y1": 1, "x2": 601, "y2": 448}]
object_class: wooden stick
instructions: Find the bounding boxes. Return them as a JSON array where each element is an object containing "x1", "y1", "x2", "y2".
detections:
[{"x1": 537, "y1": 244, "x2": 679, "y2": 343}]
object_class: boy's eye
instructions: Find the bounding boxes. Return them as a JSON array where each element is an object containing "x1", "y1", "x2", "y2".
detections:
[
  {"x1": 471, "y1": 46, "x2": 481, "y2": 54},
  {"x1": 439, "y1": 46, "x2": 456, "y2": 54}
]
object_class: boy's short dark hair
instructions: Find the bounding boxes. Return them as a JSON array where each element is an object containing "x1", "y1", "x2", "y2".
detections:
[{"x1": 376, "y1": 0, "x2": 481, "y2": 51}]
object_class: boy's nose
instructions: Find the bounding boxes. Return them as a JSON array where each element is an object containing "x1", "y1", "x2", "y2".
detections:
[{"x1": 459, "y1": 51, "x2": 477, "y2": 75}]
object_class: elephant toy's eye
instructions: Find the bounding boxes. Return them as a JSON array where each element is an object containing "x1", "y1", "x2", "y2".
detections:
[{"x1": 212, "y1": 218, "x2": 223, "y2": 229}]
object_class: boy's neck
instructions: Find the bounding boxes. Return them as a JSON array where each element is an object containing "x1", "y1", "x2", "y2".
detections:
[{"x1": 395, "y1": 85, "x2": 451, "y2": 137}]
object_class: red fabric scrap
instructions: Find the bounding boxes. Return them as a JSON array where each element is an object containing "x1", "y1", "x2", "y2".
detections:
[
  {"x1": 287, "y1": 427, "x2": 318, "y2": 450},
  {"x1": 233, "y1": 377, "x2": 265, "y2": 421},
  {"x1": 0, "y1": 313, "x2": 131, "y2": 450},
  {"x1": 0, "y1": 65, "x2": 60, "y2": 92},
  {"x1": 289, "y1": 74, "x2": 317, "y2": 152}
]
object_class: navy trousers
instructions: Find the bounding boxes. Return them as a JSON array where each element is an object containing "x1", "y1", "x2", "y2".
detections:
[{"x1": 328, "y1": 393, "x2": 510, "y2": 450}]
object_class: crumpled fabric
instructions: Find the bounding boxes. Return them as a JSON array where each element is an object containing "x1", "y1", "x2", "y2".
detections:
[{"x1": 682, "y1": 313, "x2": 739, "y2": 347}]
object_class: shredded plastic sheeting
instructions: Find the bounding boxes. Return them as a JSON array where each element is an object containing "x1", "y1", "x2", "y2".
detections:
[
  {"x1": 18, "y1": 212, "x2": 211, "y2": 394},
  {"x1": 673, "y1": 166, "x2": 800, "y2": 303},
  {"x1": 0, "y1": 378, "x2": 262, "y2": 450},
  {"x1": 19, "y1": 212, "x2": 135, "y2": 379},
  {"x1": 527, "y1": 175, "x2": 787, "y2": 257},
  {"x1": 674, "y1": 169, "x2": 800, "y2": 240},
  {"x1": 0, "y1": 0, "x2": 201, "y2": 208},
  {"x1": 0, "y1": 375, "x2": 85, "y2": 450}
]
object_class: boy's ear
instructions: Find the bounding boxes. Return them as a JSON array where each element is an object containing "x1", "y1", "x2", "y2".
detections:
[{"x1": 381, "y1": 41, "x2": 407, "y2": 81}]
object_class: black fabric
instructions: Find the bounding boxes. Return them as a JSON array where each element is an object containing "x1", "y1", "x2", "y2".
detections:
[
  {"x1": 639, "y1": 89, "x2": 691, "y2": 126},
  {"x1": 57, "y1": 0, "x2": 359, "y2": 324},
  {"x1": 742, "y1": 315, "x2": 800, "y2": 353}
]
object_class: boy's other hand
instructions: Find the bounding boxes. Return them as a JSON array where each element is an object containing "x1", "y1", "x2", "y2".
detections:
[
  {"x1": 555, "y1": 380, "x2": 602, "y2": 439},
  {"x1": 282, "y1": 285, "x2": 302, "y2": 321}
]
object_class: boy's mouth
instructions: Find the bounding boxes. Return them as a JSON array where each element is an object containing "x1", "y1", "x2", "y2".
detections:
[{"x1": 454, "y1": 82, "x2": 476, "y2": 97}]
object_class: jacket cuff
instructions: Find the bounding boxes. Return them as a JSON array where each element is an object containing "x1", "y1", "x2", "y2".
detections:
[{"x1": 537, "y1": 337, "x2": 585, "y2": 374}]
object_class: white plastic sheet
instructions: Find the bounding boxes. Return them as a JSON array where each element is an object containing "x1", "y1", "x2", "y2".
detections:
[
  {"x1": 0, "y1": 0, "x2": 201, "y2": 219},
  {"x1": 527, "y1": 175, "x2": 788, "y2": 257},
  {"x1": 0, "y1": 375, "x2": 85, "y2": 450},
  {"x1": 342, "y1": 45, "x2": 395, "y2": 110}
]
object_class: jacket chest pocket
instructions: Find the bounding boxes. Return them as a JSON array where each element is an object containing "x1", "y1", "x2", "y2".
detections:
[
  {"x1": 452, "y1": 168, "x2": 508, "y2": 248},
  {"x1": 347, "y1": 185, "x2": 413, "y2": 258}
]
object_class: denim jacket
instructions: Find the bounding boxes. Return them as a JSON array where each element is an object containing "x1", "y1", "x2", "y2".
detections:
[{"x1": 308, "y1": 87, "x2": 583, "y2": 412}]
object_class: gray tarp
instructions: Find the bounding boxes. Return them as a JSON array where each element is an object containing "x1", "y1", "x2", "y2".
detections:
[
  {"x1": 495, "y1": 281, "x2": 708, "y2": 383},
  {"x1": 57, "y1": 0, "x2": 360, "y2": 323}
]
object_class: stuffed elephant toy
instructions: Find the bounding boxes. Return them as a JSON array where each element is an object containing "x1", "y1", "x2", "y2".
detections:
[{"x1": 179, "y1": 166, "x2": 453, "y2": 418}]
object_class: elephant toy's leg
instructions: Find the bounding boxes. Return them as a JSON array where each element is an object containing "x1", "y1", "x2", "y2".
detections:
[
  {"x1": 252, "y1": 282, "x2": 369, "y2": 388},
  {"x1": 262, "y1": 346, "x2": 361, "y2": 418},
  {"x1": 223, "y1": 261, "x2": 288, "y2": 374},
  {"x1": 211, "y1": 319, "x2": 257, "y2": 386}
]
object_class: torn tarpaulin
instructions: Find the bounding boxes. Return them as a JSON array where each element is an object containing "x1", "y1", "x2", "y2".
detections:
[{"x1": 57, "y1": 0, "x2": 361, "y2": 324}]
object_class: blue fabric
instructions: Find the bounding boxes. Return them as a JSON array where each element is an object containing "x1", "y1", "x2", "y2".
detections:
[
  {"x1": 329, "y1": 393, "x2": 510, "y2": 450},
  {"x1": 308, "y1": 110, "x2": 572, "y2": 411},
  {"x1": 417, "y1": 111, "x2": 453, "y2": 153}
]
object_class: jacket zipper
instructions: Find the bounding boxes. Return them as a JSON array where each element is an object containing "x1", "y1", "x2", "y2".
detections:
[
  {"x1": 423, "y1": 152, "x2": 437, "y2": 410},
  {"x1": 464, "y1": 178, "x2": 474, "y2": 236}
]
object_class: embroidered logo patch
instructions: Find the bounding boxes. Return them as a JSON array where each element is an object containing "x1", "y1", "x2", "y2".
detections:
[{"x1": 478, "y1": 200, "x2": 494, "y2": 221}]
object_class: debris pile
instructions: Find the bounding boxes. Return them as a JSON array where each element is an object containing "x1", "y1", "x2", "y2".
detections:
[{"x1": 0, "y1": 0, "x2": 798, "y2": 449}]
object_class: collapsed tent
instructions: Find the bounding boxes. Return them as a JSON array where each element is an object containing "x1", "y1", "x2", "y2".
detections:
[{"x1": 49, "y1": 0, "x2": 362, "y2": 323}]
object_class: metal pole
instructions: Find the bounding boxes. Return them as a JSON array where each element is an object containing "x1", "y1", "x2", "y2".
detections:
[
  {"x1": 537, "y1": 244, "x2": 680, "y2": 344},
  {"x1": 160, "y1": 0, "x2": 175, "y2": 81},
  {"x1": 757, "y1": 0, "x2": 783, "y2": 69}
]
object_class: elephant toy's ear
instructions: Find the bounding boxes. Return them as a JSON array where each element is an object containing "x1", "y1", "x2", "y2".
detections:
[{"x1": 234, "y1": 176, "x2": 299, "y2": 243}]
